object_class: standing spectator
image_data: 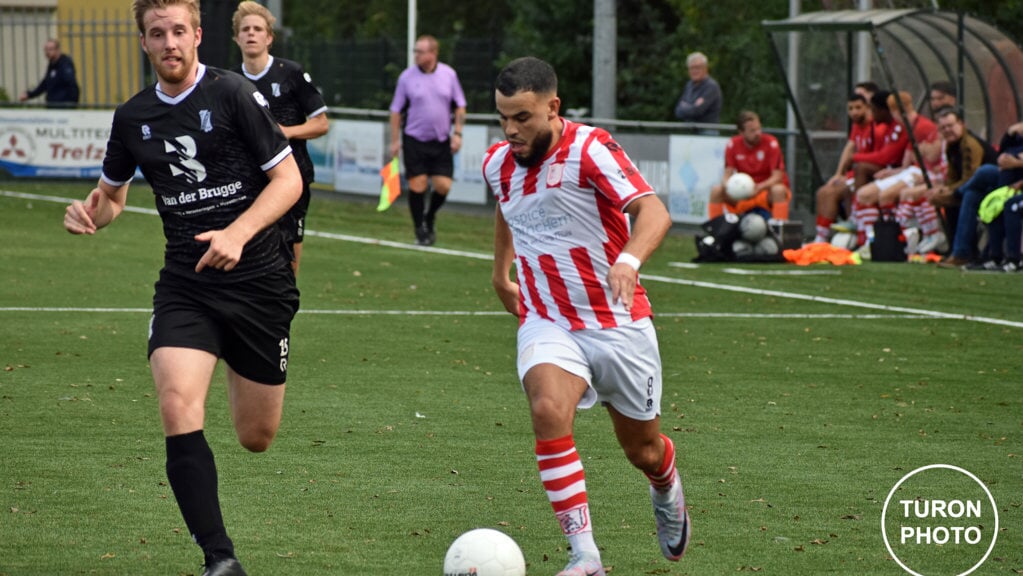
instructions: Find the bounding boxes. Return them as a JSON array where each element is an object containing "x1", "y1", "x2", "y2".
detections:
[
  {"x1": 19, "y1": 39, "x2": 80, "y2": 108},
  {"x1": 485, "y1": 57, "x2": 689, "y2": 576},
  {"x1": 233, "y1": 0, "x2": 328, "y2": 275},
  {"x1": 673, "y1": 51, "x2": 722, "y2": 126},
  {"x1": 708, "y1": 110, "x2": 791, "y2": 221},
  {"x1": 389, "y1": 34, "x2": 466, "y2": 246},
  {"x1": 62, "y1": 1, "x2": 302, "y2": 575},
  {"x1": 813, "y1": 93, "x2": 878, "y2": 244}
]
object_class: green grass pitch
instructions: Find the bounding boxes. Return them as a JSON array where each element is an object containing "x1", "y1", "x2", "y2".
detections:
[{"x1": 1, "y1": 180, "x2": 1020, "y2": 575}]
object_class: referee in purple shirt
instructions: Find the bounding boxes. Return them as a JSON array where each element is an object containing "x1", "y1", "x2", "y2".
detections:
[{"x1": 389, "y1": 34, "x2": 467, "y2": 246}]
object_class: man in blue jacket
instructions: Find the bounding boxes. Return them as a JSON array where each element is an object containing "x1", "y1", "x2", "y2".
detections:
[
  {"x1": 20, "y1": 39, "x2": 80, "y2": 108},
  {"x1": 673, "y1": 52, "x2": 722, "y2": 126}
]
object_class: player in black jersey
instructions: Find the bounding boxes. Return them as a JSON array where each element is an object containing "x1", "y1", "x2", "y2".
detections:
[
  {"x1": 62, "y1": 2, "x2": 302, "y2": 575},
  {"x1": 233, "y1": 1, "x2": 328, "y2": 275}
]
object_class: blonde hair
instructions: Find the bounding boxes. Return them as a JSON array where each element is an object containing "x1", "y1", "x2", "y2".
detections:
[
  {"x1": 232, "y1": 1, "x2": 276, "y2": 37},
  {"x1": 133, "y1": 0, "x2": 201, "y2": 34}
]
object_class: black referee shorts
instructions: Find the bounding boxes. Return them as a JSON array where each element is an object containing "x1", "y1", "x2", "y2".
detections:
[
  {"x1": 148, "y1": 268, "x2": 300, "y2": 385},
  {"x1": 402, "y1": 134, "x2": 454, "y2": 179}
]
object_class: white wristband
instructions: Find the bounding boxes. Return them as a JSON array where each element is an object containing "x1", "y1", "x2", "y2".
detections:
[{"x1": 615, "y1": 252, "x2": 641, "y2": 271}]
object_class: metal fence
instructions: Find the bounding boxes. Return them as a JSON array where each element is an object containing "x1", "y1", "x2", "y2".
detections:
[
  {"x1": 0, "y1": 6, "x2": 146, "y2": 107},
  {"x1": 1, "y1": 7, "x2": 503, "y2": 112}
]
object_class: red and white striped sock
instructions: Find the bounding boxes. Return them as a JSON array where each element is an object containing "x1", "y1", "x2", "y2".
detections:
[
  {"x1": 896, "y1": 200, "x2": 914, "y2": 228},
  {"x1": 536, "y1": 435, "x2": 597, "y2": 553},
  {"x1": 913, "y1": 198, "x2": 943, "y2": 236},
  {"x1": 815, "y1": 215, "x2": 834, "y2": 243},
  {"x1": 645, "y1": 434, "x2": 678, "y2": 493},
  {"x1": 852, "y1": 200, "x2": 879, "y2": 246}
]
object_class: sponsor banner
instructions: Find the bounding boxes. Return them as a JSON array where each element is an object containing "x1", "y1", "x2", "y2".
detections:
[
  {"x1": 0, "y1": 109, "x2": 112, "y2": 178},
  {"x1": 447, "y1": 124, "x2": 488, "y2": 205},
  {"x1": 2, "y1": 110, "x2": 728, "y2": 218},
  {"x1": 329, "y1": 119, "x2": 386, "y2": 195},
  {"x1": 667, "y1": 134, "x2": 729, "y2": 224},
  {"x1": 312, "y1": 119, "x2": 489, "y2": 205}
]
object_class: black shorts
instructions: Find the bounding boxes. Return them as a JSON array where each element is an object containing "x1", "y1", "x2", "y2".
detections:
[
  {"x1": 403, "y1": 135, "x2": 454, "y2": 178},
  {"x1": 280, "y1": 181, "x2": 312, "y2": 245},
  {"x1": 148, "y1": 268, "x2": 300, "y2": 385}
]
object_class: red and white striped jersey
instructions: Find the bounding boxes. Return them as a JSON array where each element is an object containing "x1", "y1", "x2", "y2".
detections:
[{"x1": 483, "y1": 119, "x2": 656, "y2": 331}]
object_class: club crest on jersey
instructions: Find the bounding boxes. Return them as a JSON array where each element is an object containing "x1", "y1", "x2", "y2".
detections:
[
  {"x1": 546, "y1": 162, "x2": 564, "y2": 188},
  {"x1": 756, "y1": 150, "x2": 765, "y2": 161},
  {"x1": 199, "y1": 110, "x2": 213, "y2": 133},
  {"x1": 271, "y1": 82, "x2": 281, "y2": 98},
  {"x1": 141, "y1": 124, "x2": 152, "y2": 141}
]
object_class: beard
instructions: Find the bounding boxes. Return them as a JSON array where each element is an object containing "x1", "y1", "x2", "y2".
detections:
[
  {"x1": 513, "y1": 128, "x2": 553, "y2": 167},
  {"x1": 149, "y1": 51, "x2": 194, "y2": 86}
]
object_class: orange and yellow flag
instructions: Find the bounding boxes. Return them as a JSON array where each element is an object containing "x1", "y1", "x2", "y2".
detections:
[{"x1": 377, "y1": 157, "x2": 401, "y2": 212}]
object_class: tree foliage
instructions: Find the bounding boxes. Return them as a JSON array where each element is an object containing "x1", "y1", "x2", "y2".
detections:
[{"x1": 280, "y1": 0, "x2": 1023, "y2": 124}]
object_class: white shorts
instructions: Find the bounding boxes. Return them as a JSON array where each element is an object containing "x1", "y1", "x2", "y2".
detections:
[
  {"x1": 516, "y1": 315, "x2": 663, "y2": 421},
  {"x1": 875, "y1": 166, "x2": 922, "y2": 193}
]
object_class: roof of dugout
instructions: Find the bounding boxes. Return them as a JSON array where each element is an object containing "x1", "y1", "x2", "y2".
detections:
[{"x1": 762, "y1": 9, "x2": 1023, "y2": 188}]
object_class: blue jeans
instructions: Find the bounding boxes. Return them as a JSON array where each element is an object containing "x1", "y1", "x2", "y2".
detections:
[
  {"x1": 951, "y1": 164, "x2": 999, "y2": 259},
  {"x1": 988, "y1": 193, "x2": 1023, "y2": 262}
]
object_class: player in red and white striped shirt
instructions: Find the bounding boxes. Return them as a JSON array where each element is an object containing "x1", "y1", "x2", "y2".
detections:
[{"x1": 484, "y1": 57, "x2": 690, "y2": 576}]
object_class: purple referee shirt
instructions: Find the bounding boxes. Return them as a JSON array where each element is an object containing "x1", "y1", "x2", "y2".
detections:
[{"x1": 389, "y1": 62, "x2": 466, "y2": 143}]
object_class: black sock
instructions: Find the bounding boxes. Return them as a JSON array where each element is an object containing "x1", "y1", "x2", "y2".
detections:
[
  {"x1": 408, "y1": 191, "x2": 426, "y2": 229},
  {"x1": 165, "y1": 430, "x2": 235, "y2": 561},
  {"x1": 425, "y1": 192, "x2": 448, "y2": 230}
]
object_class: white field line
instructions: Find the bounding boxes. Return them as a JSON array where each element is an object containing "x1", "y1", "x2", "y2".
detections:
[
  {"x1": 0, "y1": 306, "x2": 939, "y2": 321},
  {"x1": 5, "y1": 189, "x2": 1022, "y2": 329}
]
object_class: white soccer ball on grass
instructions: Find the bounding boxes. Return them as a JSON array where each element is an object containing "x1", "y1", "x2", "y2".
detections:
[
  {"x1": 725, "y1": 172, "x2": 756, "y2": 201},
  {"x1": 443, "y1": 528, "x2": 526, "y2": 576}
]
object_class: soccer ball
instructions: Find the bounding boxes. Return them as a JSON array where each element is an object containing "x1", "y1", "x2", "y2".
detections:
[
  {"x1": 443, "y1": 528, "x2": 526, "y2": 576},
  {"x1": 738, "y1": 212, "x2": 768, "y2": 243},
  {"x1": 831, "y1": 232, "x2": 857, "y2": 250},
  {"x1": 725, "y1": 172, "x2": 756, "y2": 201},
  {"x1": 754, "y1": 235, "x2": 780, "y2": 256},
  {"x1": 732, "y1": 239, "x2": 754, "y2": 258}
]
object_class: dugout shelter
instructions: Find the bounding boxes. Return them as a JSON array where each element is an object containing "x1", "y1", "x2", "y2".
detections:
[{"x1": 762, "y1": 8, "x2": 1023, "y2": 191}]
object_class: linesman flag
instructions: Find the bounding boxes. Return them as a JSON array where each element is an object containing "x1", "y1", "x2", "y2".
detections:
[{"x1": 378, "y1": 157, "x2": 401, "y2": 212}]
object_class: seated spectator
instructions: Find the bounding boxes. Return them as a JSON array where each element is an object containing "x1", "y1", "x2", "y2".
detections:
[
  {"x1": 851, "y1": 91, "x2": 940, "y2": 247},
  {"x1": 674, "y1": 51, "x2": 722, "y2": 125},
  {"x1": 850, "y1": 90, "x2": 899, "y2": 191},
  {"x1": 986, "y1": 191, "x2": 1023, "y2": 272},
  {"x1": 928, "y1": 80, "x2": 957, "y2": 118},
  {"x1": 941, "y1": 121, "x2": 1023, "y2": 268},
  {"x1": 925, "y1": 108, "x2": 998, "y2": 237},
  {"x1": 854, "y1": 81, "x2": 880, "y2": 102},
  {"x1": 896, "y1": 107, "x2": 995, "y2": 255},
  {"x1": 814, "y1": 93, "x2": 879, "y2": 244},
  {"x1": 708, "y1": 110, "x2": 791, "y2": 221}
]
